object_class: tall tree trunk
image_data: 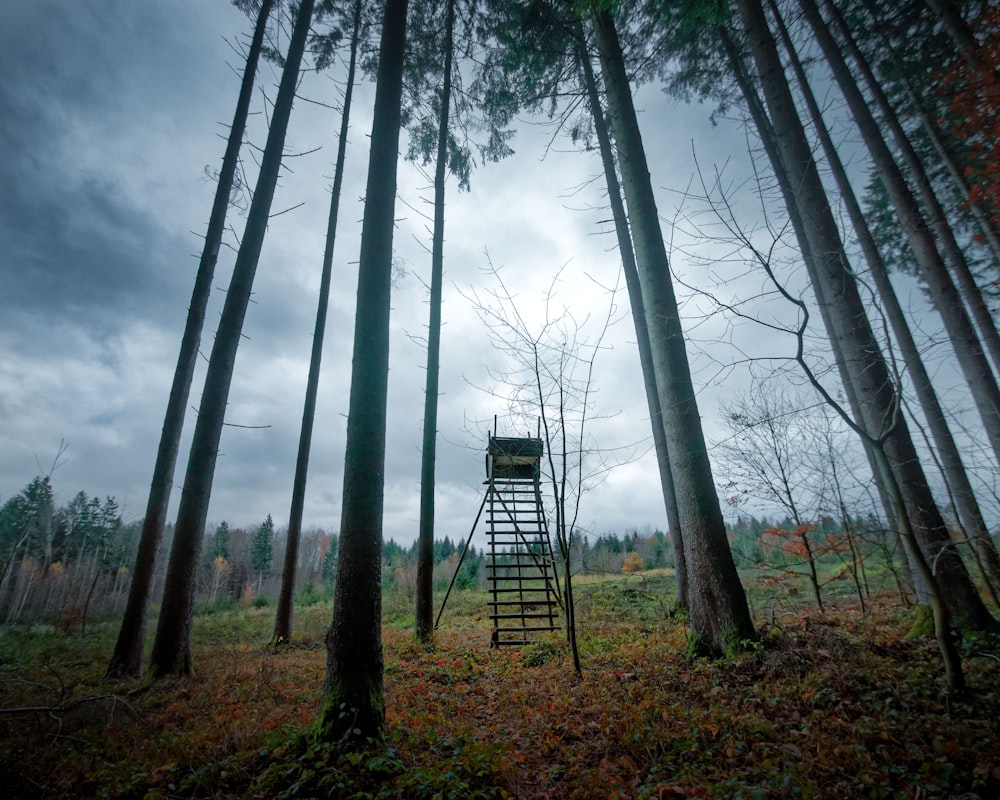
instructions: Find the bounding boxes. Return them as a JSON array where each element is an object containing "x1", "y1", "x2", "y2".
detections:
[
  {"x1": 873, "y1": 443, "x2": 966, "y2": 691},
  {"x1": 415, "y1": 0, "x2": 455, "y2": 646},
  {"x1": 315, "y1": 0, "x2": 408, "y2": 744},
  {"x1": 817, "y1": 0, "x2": 1000, "y2": 378},
  {"x1": 801, "y1": 0, "x2": 1000, "y2": 472},
  {"x1": 736, "y1": 0, "x2": 997, "y2": 634},
  {"x1": 719, "y1": 27, "x2": 907, "y2": 589},
  {"x1": 147, "y1": 0, "x2": 315, "y2": 679},
  {"x1": 577, "y1": 41, "x2": 687, "y2": 608},
  {"x1": 800, "y1": 0, "x2": 1000, "y2": 473},
  {"x1": 273, "y1": 0, "x2": 362, "y2": 648},
  {"x1": 591, "y1": 9, "x2": 755, "y2": 654},
  {"x1": 107, "y1": 0, "x2": 275, "y2": 680},
  {"x1": 769, "y1": 0, "x2": 1000, "y2": 603},
  {"x1": 737, "y1": 0, "x2": 972, "y2": 687}
]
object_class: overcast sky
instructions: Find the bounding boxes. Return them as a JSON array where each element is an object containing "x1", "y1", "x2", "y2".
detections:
[{"x1": 2, "y1": 0, "x2": 988, "y2": 549}]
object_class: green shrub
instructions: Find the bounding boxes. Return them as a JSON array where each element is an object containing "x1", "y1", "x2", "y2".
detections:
[{"x1": 295, "y1": 582, "x2": 323, "y2": 607}]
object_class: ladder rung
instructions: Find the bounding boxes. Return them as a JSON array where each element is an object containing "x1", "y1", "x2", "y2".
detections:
[
  {"x1": 488, "y1": 575, "x2": 555, "y2": 580},
  {"x1": 487, "y1": 530, "x2": 546, "y2": 535},
  {"x1": 490, "y1": 612, "x2": 559, "y2": 620},
  {"x1": 488, "y1": 600, "x2": 559, "y2": 606},
  {"x1": 488, "y1": 587, "x2": 556, "y2": 593},
  {"x1": 488, "y1": 582, "x2": 555, "y2": 588},
  {"x1": 489, "y1": 565, "x2": 552, "y2": 569},
  {"x1": 488, "y1": 527, "x2": 545, "y2": 532},
  {"x1": 487, "y1": 497, "x2": 540, "y2": 503},
  {"x1": 493, "y1": 625, "x2": 561, "y2": 633}
]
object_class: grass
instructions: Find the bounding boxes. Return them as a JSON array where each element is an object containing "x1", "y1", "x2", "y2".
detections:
[{"x1": 1, "y1": 574, "x2": 999, "y2": 799}]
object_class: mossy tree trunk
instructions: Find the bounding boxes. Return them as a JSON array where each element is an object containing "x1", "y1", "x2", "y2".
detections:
[{"x1": 314, "y1": 0, "x2": 408, "y2": 744}]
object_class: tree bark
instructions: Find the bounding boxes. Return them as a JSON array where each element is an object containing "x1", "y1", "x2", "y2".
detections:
[
  {"x1": 591, "y1": 9, "x2": 755, "y2": 654},
  {"x1": 273, "y1": 0, "x2": 362, "y2": 648},
  {"x1": 415, "y1": 0, "x2": 455, "y2": 646},
  {"x1": 737, "y1": 0, "x2": 996, "y2": 633},
  {"x1": 147, "y1": 0, "x2": 314, "y2": 679},
  {"x1": 577, "y1": 40, "x2": 688, "y2": 608},
  {"x1": 106, "y1": 0, "x2": 275, "y2": 680},
  {"x1": 315, "y1": 0, "x2": 408, "y2": 744},
  {"x1": 719, "y1": 26, "x2": 906, "y2": 584}
]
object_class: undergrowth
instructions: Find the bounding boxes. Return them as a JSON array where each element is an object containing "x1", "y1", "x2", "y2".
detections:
[{"x1": 1, "y1": 579, "x2": 998, "y2": 799}]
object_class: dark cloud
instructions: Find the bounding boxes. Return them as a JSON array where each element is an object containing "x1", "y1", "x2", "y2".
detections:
[
  {"x1": 3, "y1": 0, "x2": 949, "y2": 543},
  {"x1": 0, "y1": 0, "x2": 248, "y2": 343}
]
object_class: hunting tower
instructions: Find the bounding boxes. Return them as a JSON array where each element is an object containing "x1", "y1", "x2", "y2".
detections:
[{"x1": 484, "y1": 433, "x2": 561, "y2": 646}]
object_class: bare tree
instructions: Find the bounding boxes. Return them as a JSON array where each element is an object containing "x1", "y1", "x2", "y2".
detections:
[
  {"x1": 466, "y1": 258, "x2": 626, "y2": 675},
  {"x1": 717, "y1": 385, "x2": 826, "y2": 609}
]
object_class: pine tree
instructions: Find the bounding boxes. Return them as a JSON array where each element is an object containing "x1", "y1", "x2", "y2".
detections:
[
  {"x1": 148, "y1": 0, "x2": 315, "y2": 679},
  {"x1": 273, "y1": 0, "x2": 365, "y2": 647},
  {"x1": 251, "y1": 514, "x2": 274, "y2": 595},
  {"x1": 315, "y1": 0, "x2": 409, "y2": 745},
  {"x1": 591, "y1": 6, "x2": 755, "y2": 654},
  {"x1": 212, "y1": 521, "x2": 231, "y2": 561},
  {"x1": 106, "y1": 0, "x2": 277, "y2": 680}
]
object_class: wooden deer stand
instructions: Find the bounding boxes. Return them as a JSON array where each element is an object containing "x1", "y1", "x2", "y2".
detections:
[{"x1": 436, "y1": 426, "x2": 562, "y2": 646}]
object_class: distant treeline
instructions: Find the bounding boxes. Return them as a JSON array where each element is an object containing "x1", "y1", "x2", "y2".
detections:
[{"x1": 2, "y1": 474, "x2": 901, "y2": 627}]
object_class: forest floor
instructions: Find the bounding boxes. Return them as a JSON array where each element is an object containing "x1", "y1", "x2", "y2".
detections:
[{"x1": 1, "y1": 573, "x2": 999, "y2": 799}]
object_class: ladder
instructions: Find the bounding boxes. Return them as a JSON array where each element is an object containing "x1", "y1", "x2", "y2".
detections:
[{"x1": 487, "y1": 473, "x2": 561, "y2": 647}]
